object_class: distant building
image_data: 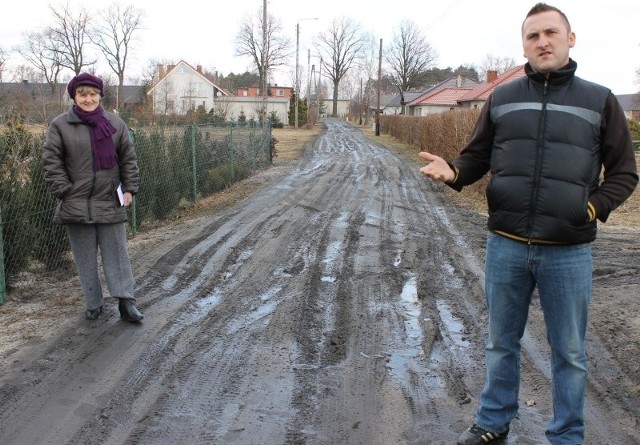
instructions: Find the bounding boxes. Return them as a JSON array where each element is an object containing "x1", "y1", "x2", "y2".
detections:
[
  {"x1": 457, "y1": 66, "x2": 527, "y2": 109},
  {"x1": 148, "y1": 60, "x2": 290, "y2": 124},
  {"x1": 237, "y1": 85, "x2": 293, "y2": 99},
  {"x1": 406, "y1": 76, "x2": 480, "y2": 116},
  {"x1": 616, "y1": 94, "x2": 640, "y2": 121}
]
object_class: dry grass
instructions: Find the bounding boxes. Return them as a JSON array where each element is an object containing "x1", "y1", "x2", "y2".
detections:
[{"x1": 272, "y1": 125, "x2": 324, "y2": 161}]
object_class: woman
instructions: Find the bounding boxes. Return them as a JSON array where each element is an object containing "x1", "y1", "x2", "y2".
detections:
[{"x1": 43, "y1": 72, "x2": 143, "y2": 322}]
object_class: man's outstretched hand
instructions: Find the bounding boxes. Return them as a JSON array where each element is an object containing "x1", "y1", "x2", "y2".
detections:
[{"x1": 419, "y1": 152, "x2": 455, "y2": 183}]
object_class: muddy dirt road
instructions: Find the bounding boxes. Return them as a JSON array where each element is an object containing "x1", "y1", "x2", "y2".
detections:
[{"x1": 0, "y1": 119, "x2": 638, "y2": 444}]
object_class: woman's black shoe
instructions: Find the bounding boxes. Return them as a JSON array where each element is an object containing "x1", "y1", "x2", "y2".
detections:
[
  {"x1": 85, "y1": 306, "x2": 103, "y2": 320},
  {"x1": 118, "y1": 299, "x2": 143, "y2": 322}
]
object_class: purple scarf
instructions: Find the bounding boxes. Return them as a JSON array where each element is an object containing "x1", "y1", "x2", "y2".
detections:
[{"x1": 73, "y1": 105, "x2": 118, "y2": 171}]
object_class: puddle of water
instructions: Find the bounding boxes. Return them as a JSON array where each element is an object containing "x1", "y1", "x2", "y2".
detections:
[
  {"x1": 162, "y1": 275, "x2": 178, "y2": 290},
  {"x1": 167, "y1": 289, "x2": 223, "y2": 327},
  {"x1": 334, "y1": 212, "x2": 349, "y2": 229},
  {"x1": 226, "y1": 286, "x2": 281, "y2": 334},
  {"x1": 196, "y1": 290, "x2": 222, "y2": 308},
  {"x1": 435, "y1": 299, "x2": 470, "y2": 348},
  {"x1": 321, "y1": 213, "x2": 349, "y2": 278},
  {"x1": 260, "y1": 286, "x2": 282, "y2": 301},
  {"x1": 321, "y1": 276, "x2": 336, "y2": 283},
  {"x1": 223, "y1": 249, "x2": 254, "y2": 280},
  {"x1": 386, "y1": 275, "x2": 446, "y2": 390},
  {"x1": 274, "y1": 268, "x2": 293, "y2": 278},
  {"x1": 323, "y1": 241, "x2": 342, "y2": 266},
  {"x1": 440, "y1": 260, "x2": 463, "y2": 289},
  {"x1": 393, "y1": 250, "x2": 402, "y2": 268}
]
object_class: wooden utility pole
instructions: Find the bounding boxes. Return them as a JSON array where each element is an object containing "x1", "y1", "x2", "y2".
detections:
[
  {"x1": 376, "y1": 38, "x2": 382, "y2": 136},
  {"x1": 317, "y1": 57, "x2": 322, "y2": 123},
  {"x1": 359, "y1": 78, "x2": 363, "y2": 125},
  {"x1": 261, "y1": 0, "x2": 267, "y2": 118}
]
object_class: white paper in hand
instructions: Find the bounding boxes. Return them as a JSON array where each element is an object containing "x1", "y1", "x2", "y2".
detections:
[{"x1": 117, "y1": 184, "x2": 125, "y2": 206}]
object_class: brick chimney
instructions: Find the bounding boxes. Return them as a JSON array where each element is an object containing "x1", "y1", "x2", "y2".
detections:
[
  {"x1": 158, "y1": 64, "x2": 165, "y2": 80},
  {"x1": 196, "y1": 65, "x2": 203, "y2": 74},
  {"x1": 487, "y1": 70, "x2": 498, "y2": 83}
]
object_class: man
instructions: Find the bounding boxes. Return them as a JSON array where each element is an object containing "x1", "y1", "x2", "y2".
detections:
[{"x1": 419, "y1": 3, "x2": 637, "y2": 445}]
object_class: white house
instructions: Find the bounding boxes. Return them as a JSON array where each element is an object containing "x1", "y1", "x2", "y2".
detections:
[
  {"x1": 147, "y1": 61, "x2": 229, "y2": 115},
  {"x1": 213, "y1": 96, "x2": 290, "y2": 125},
  {"x1": 147, "y1": 60, "x2": 290, "y2": 125}
]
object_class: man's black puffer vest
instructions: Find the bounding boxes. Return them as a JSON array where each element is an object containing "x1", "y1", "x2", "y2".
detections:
[{"x1": 487, "y1": 60, "x2": 609, "y2": 244}]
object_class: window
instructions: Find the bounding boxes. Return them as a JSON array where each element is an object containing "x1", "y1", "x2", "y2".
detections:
[{"x1": 276, "y1": 89, "x2": 284, "y2": 96}]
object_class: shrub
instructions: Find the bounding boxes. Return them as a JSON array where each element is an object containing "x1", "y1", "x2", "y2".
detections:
[
  {"x1": 628, "y1": 119, "x2": 640, "y2": 149},
  {"x1": 380, "y1": 109, "x2": 488, "y2": 199}
]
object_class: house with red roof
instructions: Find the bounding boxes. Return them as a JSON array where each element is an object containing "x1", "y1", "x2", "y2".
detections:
[
  {"x1": 406, "y1": 85, "x2": 475, "y2": 116},
  {"x1": 397, "y1": 76, "x2": 479, "y2": 116},
  {"x1": 402, "y1": 66, "x2": 527, "y2": 116},
  {"x1": 457, "y1": 65, "x2": 527, "y2": 109}
]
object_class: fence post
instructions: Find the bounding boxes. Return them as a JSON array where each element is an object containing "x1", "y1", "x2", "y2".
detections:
[
  {"x1": 266, "y1": 121, "x2": 272, "y2": 164},
  {"x1": 191, "y1": 124, "x2": 198, "y2": 202},
  {"x1": 0, "y1": 205, "x2": 6, "y2": 304},
  {"x1": 229, "y1": 123, "x2": 235, "y2": 184},
  {"x1": 128, "y1": 128, "x2": 137, "y2": 237}
]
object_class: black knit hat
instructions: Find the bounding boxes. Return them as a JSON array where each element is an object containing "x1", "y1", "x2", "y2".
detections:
[{"x1": 67, "y1": 72, "x2": 104, "y2": 98}]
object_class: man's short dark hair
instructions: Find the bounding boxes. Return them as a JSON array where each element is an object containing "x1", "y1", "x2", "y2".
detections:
[{"x1": 523, "y1": 3, "x2": 571, "y2": 32}]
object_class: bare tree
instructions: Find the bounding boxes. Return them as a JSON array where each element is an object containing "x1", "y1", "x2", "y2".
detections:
[
  {"x1": 11, "y1": 65, "x2": 39, "y2": 83},
  {"x1": 47, "y1": 3, "x2": 95, "y2": 75},
  {"x1": 359, "y1": 34, "x2": 380, "y2": 125},
  {"x1": 15, "y1": 29, "x2": 65, "y2": 91},
  {"x1": 90, "y1": 3, "x2": 143, "y2": 110},
  {"x1": 316, "y1": 17, "x2": 368, "y2": 117},
  {"x1": 13, "y1": 29, "x2": 68, "y2": 123},
  {"x1": 139, "y1": 58, "x2": 174, "y2": 87},
  {"x1": 385, "y1": 20, "x2": 437, "y2": 113},
  {"x1": 338, "y1": 72, "x2": 359, "y2": 102},
  {"x1": 477, "y1": 54, "x2": 517, "y2": 80},
  {"x1": 234, "y1": 8, "x2": 292, "y2": 95},
  {"x1": 0, "y1": 47, "x2": 7, "y2": 82},
  {"x1": 212, "y1": 97, "x2": 232, "y2": 122},
  {"x1": 155, "y1": 78, "x2": 177, "y2": 116}
]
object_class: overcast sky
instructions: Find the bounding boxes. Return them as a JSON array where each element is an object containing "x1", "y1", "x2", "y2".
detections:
[{"x1": 2, "y1": 0, "x2": 639, "y2": 95}]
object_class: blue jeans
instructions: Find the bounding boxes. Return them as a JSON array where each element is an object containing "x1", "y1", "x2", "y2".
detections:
[{"x1": 476, "y1": 232, "x2": 592, "y2": 445}]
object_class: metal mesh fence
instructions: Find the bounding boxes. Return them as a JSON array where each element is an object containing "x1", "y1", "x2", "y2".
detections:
[{"x1": 0, "y1": 122, "x2": 272, "y2": 303}]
